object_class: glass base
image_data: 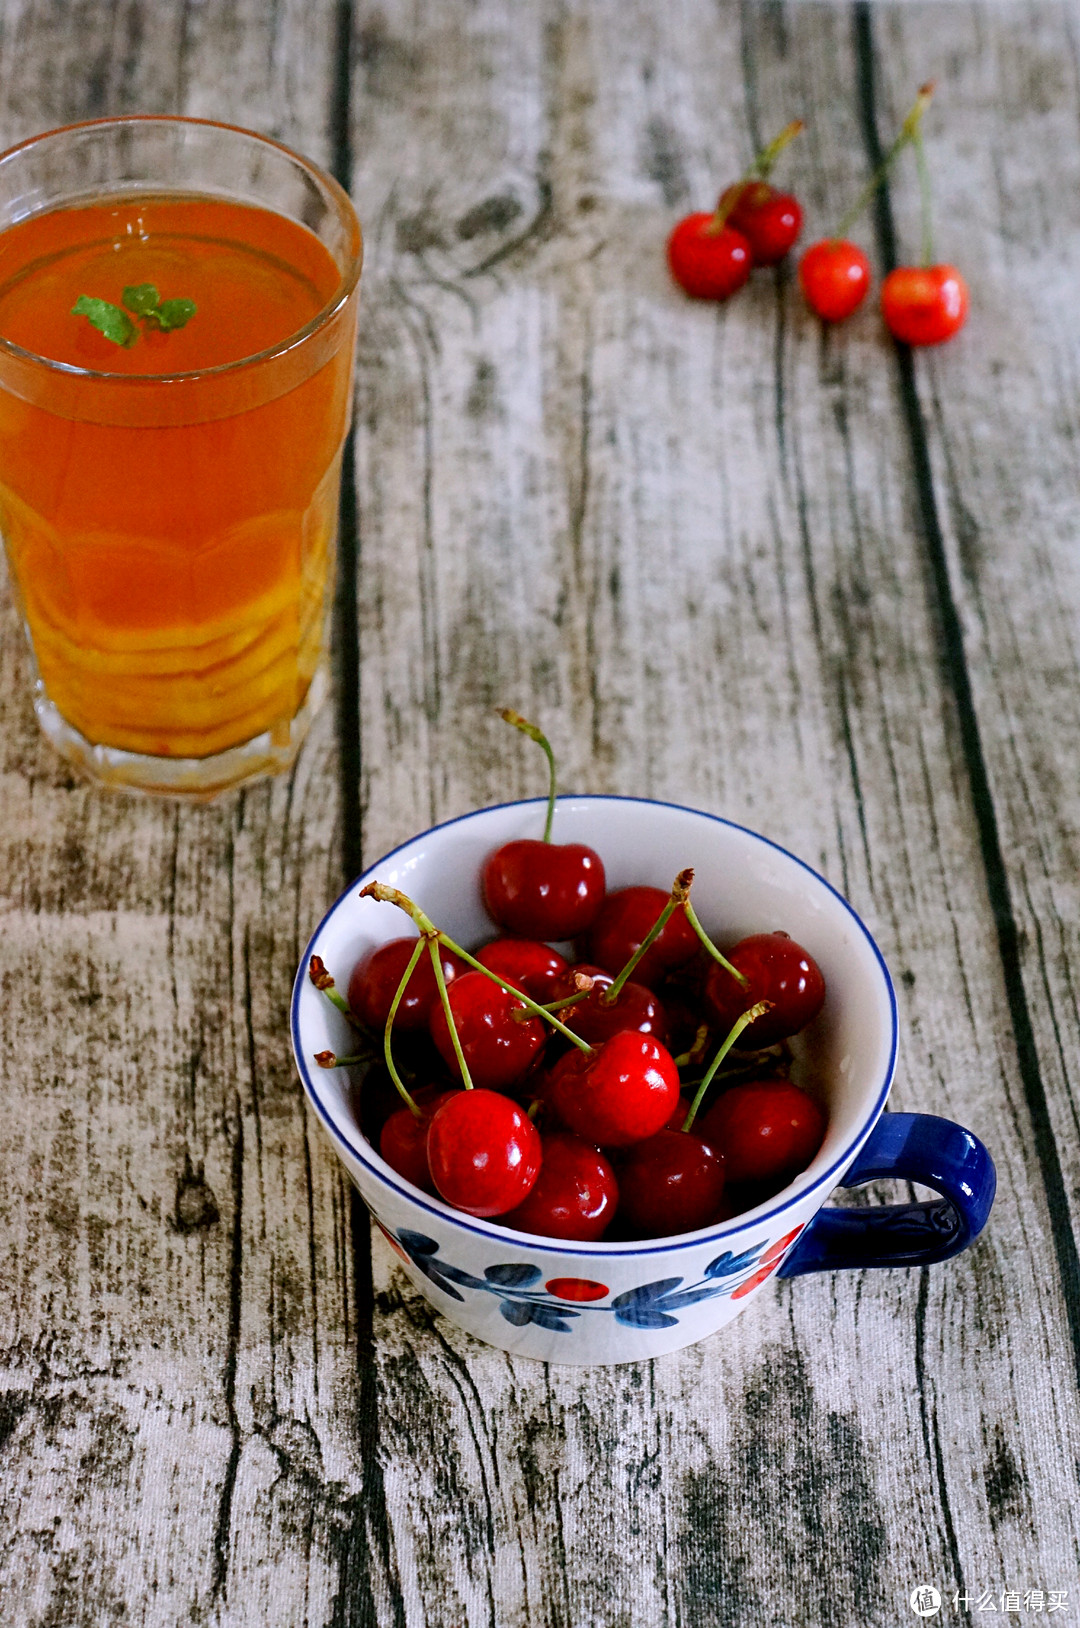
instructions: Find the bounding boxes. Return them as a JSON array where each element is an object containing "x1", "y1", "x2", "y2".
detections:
[{"x1": 32, "y1": 664, "x2": 328, "y2": 800}]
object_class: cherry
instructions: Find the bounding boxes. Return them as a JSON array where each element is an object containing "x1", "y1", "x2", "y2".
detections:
[
  {"x1": 881, "y1": 264, "x2": 968, "y2": 346},
  {"x1": 429, "y1": 970, "x2": 547, "y2": 1091},
  {"x1": 616, "y1": 1128, "x2": 726, "y2": 1238},
  {"x1": 475, "y1": 938, "x2": 569, "y2": 1001},
  {"x1": 720, "y1": 180, "x2": 802, "y2": 266},
  {"x1": 667, "y1": 213, "x2": 752, "y2": 301},
  {"x1": 427, "y1": 1089, "x2": 542, "y2": 1217},
  {"x1": 704, "y1": 932, "x2": 825, "y2": 1046},
  {"x1": 699, "y1": 1078, "x2": 825, "y2": 1185},
  {"x1": 348, "y1": 937, "x2": 466, "y2": 1032},
  {"x1": 549, "y1": 1029, "x2": 680, "y2": 1148},
  {"x1": 379, "y1": 1088, "x2": 460, "y2": 1193},
  {"x1": 501, "y1": 1132, "x2": 618, "y2": 1241},
  {"x1": 482, "y1": 839, "x2": 605, "y2": 940},
  {"x1": 799, "y1": 240, "x2": 871, "y2": 323},
  {"x1": 550, "y1": 963, "x2": 669, "y2": 1046},
  {"x1": 588, "y1": 886, "x2": 699, "y2": 990}
]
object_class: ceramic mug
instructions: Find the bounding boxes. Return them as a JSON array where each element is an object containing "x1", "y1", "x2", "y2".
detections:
[{"x1": 291, "y1": 797, "x2": 996, "y2": 1366}]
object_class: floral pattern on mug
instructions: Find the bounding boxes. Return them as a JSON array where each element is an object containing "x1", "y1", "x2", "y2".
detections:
[{"x1": 377, "y1": 1222, "x2": 806, "y2": 1333}]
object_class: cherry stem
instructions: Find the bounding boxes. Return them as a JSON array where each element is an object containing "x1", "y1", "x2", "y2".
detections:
[
  {"x1": 672, "y1": 1024, "x2": 711, "y2": 1069},
  {"x1": 500, "y1": 708, "x2": 557, "y2": 843},
  {"x1": 681, "y1": 1001, "x2": 773, "y2": 1132},
  {"x1": 602, "y1": 868, "x2": 694, "y2": 1004},
  {"x1": 833, "y1": 81, "x2": 934, "y2": 240},
  {"x1": 680, "y1": 897, "x2": 750, "y2": 987},
  {"x1": 913, "y1": 121, "x2": 935, "y2": 267},
  {"x1": 529, "y1": 986, "x2": 595, "y2": 1016},
  {"x1": 428, "y1": 935, "x2": 475, "y2": 1089},
  {"x1": 709, "y1": 118, "x2": 804, "y2": 233},
  {"x1": 380, "y1": 938, "x2": 425, "y2": 1114},
  {"x1": 359, "y1": 881, "x2": 594, "y2": 1053},
  {"x1": 308, "y1": 955, "x2": 360, "y2": 1023}
]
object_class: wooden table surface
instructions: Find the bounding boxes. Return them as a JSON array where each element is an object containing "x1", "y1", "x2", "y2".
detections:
[{"x1": 1, "y1": 2, "x2": 1079, "y2": 1624}]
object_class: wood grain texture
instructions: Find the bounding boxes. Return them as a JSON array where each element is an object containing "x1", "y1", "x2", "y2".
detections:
[{"x1": 0, "y1": 1, "x2": 1078, "y2": 1625}]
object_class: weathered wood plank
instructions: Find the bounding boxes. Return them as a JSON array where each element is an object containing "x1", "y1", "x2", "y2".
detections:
[
  {"x1": 346, "y1": 1, "x2": 1079, "y2": 1623},
  {"x1": 0, "y1": 5, "x2": 374, "y2": 1626}
]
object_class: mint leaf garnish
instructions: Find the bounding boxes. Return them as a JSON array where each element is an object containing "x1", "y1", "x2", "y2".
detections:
[
  {"x1": 154, "y1": 297, "x2": 196, "y2": 332},
  {"x1": 74, "y1": 285, "x2": 197, "y2": 346},
  {"x1": 71, "y1": 295, "x2": 137, "y2": 347},
  {"x1": 122, "y1": 283, "x2": 161, "y2": 318}
]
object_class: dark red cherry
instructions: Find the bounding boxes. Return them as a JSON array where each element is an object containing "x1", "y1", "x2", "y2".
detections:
[
  {"x1": 475, "y1": 938, "x2": 569, "y2": 1000},
  {"x1": 719, "y1": 180, "x2": 802, "y2": 266},
  {"x1": 704, "y1": 932, "x2": 825, "y2": 1045},
  {"x1": 616, "y1": 1129, "x2": 726, "y2": 1238},
  {"x1": 348, "y1": 937, "x2": 466, "y2": 1032},
  {"x1": 378, "y1": 1088, "x2": 460, "y2": 1193},
  {"x1": 427, "y1": 1089, "x2": 543, "y2": 1217},
  {"x1": 551, "y1": 963, "x2": 669, "y2": 1045},
  {"x1": 587, "y1": 886, "x2": 699, "y2": 989},
  {"x1": 429, "y1": 970, "x2": 547, "y2": 1091},
  {"x1": 502, "y1": 1132, "x2": 618, "y2": 1241},
  {"x1": 549, "y1": 1029, "x2": 680, "y2": 1148},
  {"x1": 699, "y1": 1078, "x2": 825, "y2": 1185},
  {"x1": 481, "y1": 838, "x2": 606, "y2": 939}
]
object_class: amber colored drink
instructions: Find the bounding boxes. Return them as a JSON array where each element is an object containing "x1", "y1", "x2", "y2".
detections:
[{"x1": 0, "y1": 186, "x2": 357, "y2": 775}]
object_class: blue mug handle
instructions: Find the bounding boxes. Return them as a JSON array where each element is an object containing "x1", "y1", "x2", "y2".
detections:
[{"x1": 777, "y1": 1112, "x2": 996, "y2": 1277}]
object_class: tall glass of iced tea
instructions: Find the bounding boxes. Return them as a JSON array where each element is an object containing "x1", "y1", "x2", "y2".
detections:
[{"x1": 0, "y1": 117, "x2": 361, "y2": 796}]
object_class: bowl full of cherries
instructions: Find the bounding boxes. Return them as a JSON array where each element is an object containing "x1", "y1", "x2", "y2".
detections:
[{"x1": 292, "y1": 716, "x2": 995, "y2": 1365}]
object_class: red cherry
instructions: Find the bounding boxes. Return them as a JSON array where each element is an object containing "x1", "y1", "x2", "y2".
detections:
[
  {"x1": 549, "y1": 1029, "x2": 680, "y2": 1148},
  {"x1": 502, "y1": 1132, "x2": 618, "y2": 1241},
  {"x1": 720, "y1": 180, "x2": 802, "y2": 266},
  {"x1": 348, "y1": 937, "x2": 466, "y2": 1032},
  {"x1": 881, "y1": 264, "x2": 968, "y2": 346},
  {"x1": 427, "y1": 1089, "x2": 542, "y2": 1217},
  {"x1": 481, "y1": 839, "x2": 605, "y2": 940},
  {"x1": 616, "y1": 1128, "x2": 726, "y2": 1238},
  {"x1": 378, "y1": 1088, "x2": 460, "y2": 1193},
  {"x1": 704, "y1": 931, "x2": 825, "y2": 1045},
  {"x1": 429, "y1": 970, "x2": 547, "y2": 1091},
  {"x1": 551, "y1": 963, "x2": 669, "y2": 1046},
  {"x1": 799, "y1": 239, "x2": 871, "y2": 323},
  {"x1": 667, "y1": 212, "x2": 752, "y2": 301},
  {"x1": 699, "y1": 1078, "x2": 825, "y2": 1184},
  {"x1": 475, "y1": 938, "x2": 569, "y2": 1001},
  {"x1": 588, "y1": 886, "x2": 699, "y2": 990}
]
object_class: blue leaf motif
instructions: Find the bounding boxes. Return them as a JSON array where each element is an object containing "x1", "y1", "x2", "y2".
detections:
[
  {"x1": 648, "y1": 1285, "x2": 728, "y2": 1313},
  {"x1": 611, "y1": 1278, "x2": 684, "y2": 1311},
  {"x1": 398, "y1": 1229, "x2": 439, "y2": 1256},
  {"x1": 433, "y1": 1259, "x2": 487, "y2": 1290},
  {"x1": 705, "y1": 1247, "x2": 761, "y2": 1279},
  {"x1": 499, "y1": 1300, "x2": 534, "y2": 1326},
  {"x1": 484, "y1": 1263, "x2": 543, "y2": 1288},
  {"x1": 407, "y1": 1254, "x2": 465, "y2": 1302},
  {"x1": 524, "y1": 1302, "x2": 577, "y2": 1333},
  {"x1": 613, "y1": 1304, "x2": 679, "y2": 1330}
]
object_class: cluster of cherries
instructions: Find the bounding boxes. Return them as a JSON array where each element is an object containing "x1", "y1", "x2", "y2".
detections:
[
  {"x1": 312, "y1": 715, "x2": 827, "y2": 1244},
  {"x1": 668, "y1": 86, "x2": 968, "y2": 347}
]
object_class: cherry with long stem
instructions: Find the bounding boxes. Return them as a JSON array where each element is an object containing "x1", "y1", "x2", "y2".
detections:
[
  {"x1": 500, "y1": 708, "x2": 558, "y2": 843},
  {"x1": 359, "y1": 882, "x2": 594, "y2": 1055},
  {"x1": 833, "y1": 83, "x2": 933, "y2": 241},
  {"x1": 713, "y1": 120, "x2": 804, "y2": 232},
  {"x1": 601, "y1": 869, "x2": 746, "y2": 1005},
  {"x1": 681, "y1": 1001, "x2": 772, "y2": 1133}
]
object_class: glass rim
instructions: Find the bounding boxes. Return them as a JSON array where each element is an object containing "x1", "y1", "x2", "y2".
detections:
[{"x1": 0, "y1": 113, "x2": 363, "y2": 385}]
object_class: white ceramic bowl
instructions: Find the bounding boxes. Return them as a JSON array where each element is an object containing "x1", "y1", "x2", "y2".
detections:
[{"x1": 291, "y1": 797, "x2": 994, "y2": 1366}]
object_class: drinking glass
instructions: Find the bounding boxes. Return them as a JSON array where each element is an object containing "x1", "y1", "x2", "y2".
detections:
[{"x1": 0, "y1": 116, "x2": 362, "y2": 797}]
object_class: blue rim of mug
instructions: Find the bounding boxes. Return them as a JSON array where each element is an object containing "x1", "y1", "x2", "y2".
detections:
[{"x1": 291, "y1": 795, "x2": 900, "y2": 1257}]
